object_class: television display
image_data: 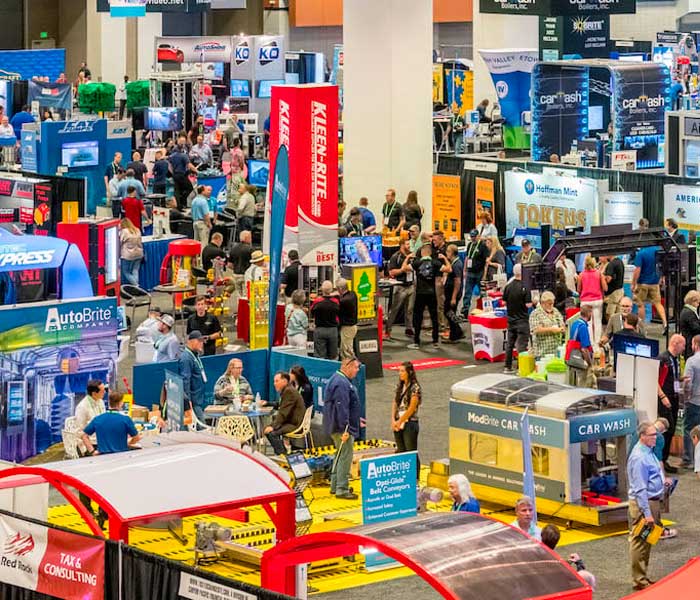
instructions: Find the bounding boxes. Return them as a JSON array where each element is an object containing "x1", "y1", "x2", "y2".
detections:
[
  {"x1": 339, "y1": 235, "x2": 383, "y2": 267},
  {"x1": 286, "y1": 452, "x2": 312, "y2": 479},
  {"x1": 588, "y1": 105, "x2": 603, "y2": 132},
  {"x1": 7, "y1": 381, "x2": 25, "y2": 425},
  {"x1": 116, "y1": 306, "x2": 128, "y2": 332},
  {"x1": 257, "y1": 79, "x2": 285, "y2": 99},
  {"x1": 248, "y1": 159, "x2": 269, "y2": 187},
  {"x1": 61, "y1": 141, "x2": 99, "y2": 168},
  {"x1": 104, "y1": 225, "x2": 118, "y2": 285},
  {"x1": 613, "y1": 334, "x2": 659, "y2": 370},
  {"x1": 145, "y1": 107, "x2": 183, "y2": 131},
  {"x1": 231, "y1": 79, "x2": 251, "y2": 98}
]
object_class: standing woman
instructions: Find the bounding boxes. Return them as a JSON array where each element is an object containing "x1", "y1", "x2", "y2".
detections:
[
  {"x1": 119, "y1": 217, "x2": 143, "y2": 286},
  {"x1": 484, "y1": 236, "x2": 506, "y2": 282},
  {"x1": 391, "y1": 361, "x2": 422, "y2": 480},
  {"x1": 577, "y1": 256, "x2": 607, "y2": 344},
  {"x1": 403, "y1": 191, "x2": 424, "y2": 231}
]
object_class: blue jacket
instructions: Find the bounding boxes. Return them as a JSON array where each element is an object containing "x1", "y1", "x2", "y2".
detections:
[
  {"x1": 178, "y1": 347, "x2": 206, "y2": 408},
  {"x1": 323, "y1": 371, "x2": 360, "y2": 438}
]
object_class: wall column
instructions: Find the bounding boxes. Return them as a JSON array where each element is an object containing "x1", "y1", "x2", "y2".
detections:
[{"x1": 343, "y1": 0, "x2": 433, "y2": 224}]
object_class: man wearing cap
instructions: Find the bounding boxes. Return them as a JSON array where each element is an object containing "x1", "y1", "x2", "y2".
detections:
[
  {"x1": 244, "y1": 250, "x2": 266, "y2": 291},
  {"x1": 153, "y1": 314, "x2": 181, "y2": 362},
  {"x1": 136, "y1": 307, "x2": 162, "y2": 344},
  {"x1": 515, "y1": 239, "x2": 542, "y2": 265},
  {"x1": 186, "y1": 296, "x2": 222, "y2": 356},
  {"x1": 461, "y1": 229, "x2": 489, "y2": 316},
  {"x1": 179, "y1": 331, "x2": 208, "y2": 424}
]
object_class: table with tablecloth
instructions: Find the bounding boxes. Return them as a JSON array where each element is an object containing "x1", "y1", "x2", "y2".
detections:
[
  {"x1": 236, "y1": 299, "x2": 286, "y2": 345},
  {"x1": 139, "y1": 234, "x2": 185, "y2": 291},
  {"x1": 469, "y1": 313, "x2": 508, "y2": 362}
]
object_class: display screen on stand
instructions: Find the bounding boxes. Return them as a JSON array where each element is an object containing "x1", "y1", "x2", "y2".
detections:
[
  {"x1": 339, "y1": 235, "x2": 383, "y2": 267},
  {"x1": 104, "y1": 225, "x2": 118, "y2": 285},
  {"x1": 247, "y1": 159, "x2": 269, "y2": 187},
  {"x1": 145, "y1": 107, "x2": 184, "y2": 131}
]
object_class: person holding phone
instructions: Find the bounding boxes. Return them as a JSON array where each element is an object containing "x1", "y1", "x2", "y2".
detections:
[{"x1": 391, "y1": 361, "x2": 421, "y2": 480}]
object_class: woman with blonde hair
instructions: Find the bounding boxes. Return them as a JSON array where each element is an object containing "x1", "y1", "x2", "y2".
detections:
[
  {"x1": 119, "y1": 217, "x2": 143, "y2": 286},
  {"x1": 577, "y1": 255, "x2": 607, "y2": 344},
  {"x1": 484, "y1": 235, "x2": 506, "y2": 281}
]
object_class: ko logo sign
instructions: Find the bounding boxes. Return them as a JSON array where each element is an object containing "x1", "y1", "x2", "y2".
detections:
[
  {"x1": 258, "y1": 41, "x2": 280, "y2": 66},
  {"x1": 235, "y1": 41, "x2": 250, "y2": 66}
]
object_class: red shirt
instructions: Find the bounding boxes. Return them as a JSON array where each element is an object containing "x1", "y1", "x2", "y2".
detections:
[{"x1": 122, "y1": 196, "x2": 144, "y2": 230}]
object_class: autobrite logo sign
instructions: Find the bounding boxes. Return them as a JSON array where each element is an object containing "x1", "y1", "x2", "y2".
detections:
[
  {"x1": 571, "y1": 16, "x2": 604, "y2": 34},
  {"x1": 45, "y1": 305, "x2": 114, "y2": 332},
  {"x1": 194, "y1": 41, "x2": 226, "y2": 52}
]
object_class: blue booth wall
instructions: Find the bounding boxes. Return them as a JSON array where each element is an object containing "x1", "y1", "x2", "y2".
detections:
[
  {"x1": 0, "y1": 49, "x2": 65, "y2": 82},
  {"x1": 132, "y1": 348, "x2": 367, "y2": 438},
  {"x1": 28, "y1": 119, "x2": 132, "y2": 215}
]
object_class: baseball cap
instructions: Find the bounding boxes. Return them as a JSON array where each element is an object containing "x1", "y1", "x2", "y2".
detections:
[
  {"x1": 469, "y1": 228, "x2": 479, "y2": 238},
  {"x1": 158, "y1": 314, "x2": 175, "y2": 329},
  {"x1": 188, "y1": 330, "x2": 204, "y2": 340}
]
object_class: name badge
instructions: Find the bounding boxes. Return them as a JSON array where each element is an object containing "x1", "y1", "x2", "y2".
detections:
[
  {"x1": 201, "y1": 369, "x2": 208, "y2": 384},
  {"x1": 383, "y1": 216, "x2": 389, "y2": 226},
  {"x1": 674, "y1": 380, "x2": 681, "y2": 394},
  {"x1": 467, "y1": 259, "x2": 473, "y2": 269}
]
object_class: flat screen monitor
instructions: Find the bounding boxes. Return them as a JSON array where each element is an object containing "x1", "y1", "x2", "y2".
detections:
[
  {"x1": 613, "y1": 334, "x2": 659, "y2": 369},
  {"x1": 61, "y1": 141, "x2": 99, "y2": 168},
  {"x1": 7, "y1": 381, "x2": 25, "y2": 426},
  {"x1": 104, "y1": 225, "x2": 118, "y2": 285},
  {"x1": 295, "y1": 493, "x2": 312, "y2": 523},
  {"x1": 248, "y1": 159, "x2": 269, "y2": 187},
  {"x1": 116, "y1": 306, "x2": 128, "y2": 332},
  {"x1": 339, "y1": 235, "x2": 383, "y2": 267},
  {"x1": 230, "y1": 79, "x2": 251, "y2": 98},
  {"x1": 286, "y1": 452, "x2": 312, "y2": 480},
  {"x1": 257, "y1": 79, "x2": 285, "y2": 99},
  {"x1": 145, "y1": 107, "x2": 183, "y2": 131},
  {"x1": 588, "y1": 105, "x2": 603, "y2": 132}
]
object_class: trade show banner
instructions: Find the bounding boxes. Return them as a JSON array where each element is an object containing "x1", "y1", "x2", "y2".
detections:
[
  {"x1": 154, "y1": 36, "x2": 232, "y2": 63},
  {"x1": 110, "y1": 0, "x2": 147, "y2": 17},
  {"x1": 432, "y1": 64, "x2": 444, "y2": 104},
  {"x1": 611, "y1": 150, "x2": 637, "y2": 170},
  {"x1": 20, "y1": 132, "x2": 38, "y2": 173},
  {"x1": 267, "y1": 145, "x2": 289, "y2": 349},
  {"x1": 602, "y1": 191, "x2": 643, "y2": 226},
  {"x1": 612, "y1": 63, "x2": 671, "y2": 169},
  {"x1": 531, "y1": 64, "x2": 589, "y2": 161},
  {"x1": 0, "y1": 49, "x2": 66, "y2": 82},
  {"x1": 164, "y1": 370, "x2": 185, "y2": 432},
  {"x1": 254, "y1": 35, "x2": 285, "y2": 81},
  {"x1": 561, "y1": 15, "x2": 610, "y2": 58},
  {"x1": 444, "y1": 69, "x2": 474, "y2": 116},
  {"x1": 431, "y1": 174, "x2": 461, "y2": 242},
  {"x1": 231, "y1": 35, "x2": 255, "y2": 81},
  {"x1": 480, "y1": 0, "x2": 634, "y2": 14},
  {"x1": 504, "y1": 171, "x2": 598, "y2": 237},
  {"x1": 664, "y1": 184, "x2": 700, "y2": 236},
  {"x1": 28, "y1": 81, "x2": 72, "y2": 112},
  {"x1": 478, "y1": 49, "x2": 538, "y2": 149},
  {"x1": 0, "y1": 513, "x2": 105, "y2": 600},
  {"x1": 479, "y1": 0, "x2": 549, "y2": 14},
  {"x1": 475, "y1": 177, "x2": 495, "y2": 227}
]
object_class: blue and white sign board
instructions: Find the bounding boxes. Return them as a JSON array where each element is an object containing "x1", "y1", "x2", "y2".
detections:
[
  {"x1": 110, "y1": 0, "x2": 147, "y2": 17},
  {"x1": 164, "y1": 369, "x2": 185, "y2": 432},
  {"x1": 360, "y1": 452, "x2": 417, "y2": 570},
  {"x1": 569, "y1": 409, "x2": 637, "y2": 443}
]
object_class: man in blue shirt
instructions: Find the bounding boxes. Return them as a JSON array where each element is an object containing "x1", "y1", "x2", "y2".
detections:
[
  {"x1": 178, "y1": 330, "x2": 207, "y2": 424},
  {"x1": 191, "y1": 185, "x2": 213, "y2": 250},
  {"x1": 358, "y1": 197, "x2": 377, "y2": 233},
  {"x1": 632, "y1": 245, "x2": 667, "y2": 333},
  {"x1": 10, "y1": 105, "x2": 35, "y2": 140},
  {"x1": 323, "y1": 356, "x2": 361, "y2": 500},
  {"x1": 569, "y1": 305, "x2": 594, "y2": 387},
  {"x1": 627, "y1": 421, "x2": 673, "y2": 590},
  {"x1": 81, "y1": 391, "x2": 140, "y2": 455},
  {"x1": 151, "y1": 149, "x2": 169, "y2": 196},
  {"x1": 117, "y1": 168, "x2": 146, "y2": 199}
]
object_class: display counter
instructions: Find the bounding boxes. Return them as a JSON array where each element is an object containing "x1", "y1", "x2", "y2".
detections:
[
  {"x1": 468, "y1": 313, "x2": 507, "y2": 362},
  {"x1": 140, "y1": 234, "x2": 185, "y2": 291}
]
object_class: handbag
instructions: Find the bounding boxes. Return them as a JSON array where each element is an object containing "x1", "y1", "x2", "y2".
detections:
[
  {"x1": 565, "y1": 322, "x2": 589, "y2": 370},
  {"x1": 493, "y1": 264, "x2": 507, "y2": 291}
]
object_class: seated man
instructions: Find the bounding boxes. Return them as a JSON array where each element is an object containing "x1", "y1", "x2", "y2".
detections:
[
  {"x1": 81, "y1": 391, "x2": 141, "y2": 456},
  {"x1": 512, "y1": 495, "x2": 541, "y2": 541},
  {"x1": 213, "y1": 358, "x2": 253, "y2": 404},
  {"x1": 448, "y1": 474, "x2": 480, "y2": 513},
  {"x1": 263, "y1": 371, "x2": 305, "y2": 455},
  {"x1": 136, "y1": 306, "x2": 162, "y2": 343},
  {"x1": 600, "y1": 296, "x2": 646, "y2": 346}
]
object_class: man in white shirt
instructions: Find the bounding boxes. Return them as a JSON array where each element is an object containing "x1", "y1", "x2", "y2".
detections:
[
  {"x1": 190, "y1": 134, "x2": 213, "y2": 168},
  {"x1": 136, "y1": 306, "x2": 162, "y2": 343},
  {"x1": 0, "y1": 116, "x2": 14, "y2": 138},
  {"x1": 244, "y1": 250, "x2": 266, "y2": 290},
  {"x1": 153, "y1": 314, "x2": 181, "y2": 362},
  {"x1": 75, "y1": 379, "x2": 107, "y2": 435}
]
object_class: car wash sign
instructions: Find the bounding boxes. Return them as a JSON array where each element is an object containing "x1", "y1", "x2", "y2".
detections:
[
  {"x1": 569, "y1": 409, "x2": 636, "y2": 443},
  {"x1": 0, "y1": 513, "x2": 105, "y2": 600}
]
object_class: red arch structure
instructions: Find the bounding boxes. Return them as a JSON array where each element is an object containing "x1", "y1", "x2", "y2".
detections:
[
  {"x1": 0, "y1": 438, "x2": 296, "y2": 543},
  {"x1": 262, "y1": 512, "x2": 592, "y2": 600},
  {"x1": 621, "y1": 557, "x2": 700, "y2": 599}
]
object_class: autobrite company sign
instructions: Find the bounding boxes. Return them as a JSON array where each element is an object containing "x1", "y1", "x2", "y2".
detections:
[{"x1": 0, "y1": 513, "x2": 104, "y2": 600}]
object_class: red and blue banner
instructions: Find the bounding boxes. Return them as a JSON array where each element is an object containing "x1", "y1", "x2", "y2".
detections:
[{"x1": 28, "y1": 81, "x2": 72, "y2": 111}]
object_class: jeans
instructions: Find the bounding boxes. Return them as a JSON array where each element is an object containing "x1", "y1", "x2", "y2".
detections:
[
  {"x1": 330, "y1": 432, "x2": 354, "y2": 496},
  {"x1": 684, "y1": 403, "x2": 700, "y2": 463},
  {"x1": 121, "y1": 258, "x2": 142, "y2": 286},
  {"x1": 413, "y1": 293, "x2": 439, "y2": 344},
  {"x1": 394, "y1": 420, "x2": 420, "y2": 480},
  {"x1": 314, "y1": 326, "x2": 338, "y2": 360},
  {"x1": 340, "y1": 325, "x2": 357, "y2": 359},
  {"x1": 444, "y1": 285, "x2": 464, "y2": 340},
  {"x1": 266, "y1": 432, "x2": 287, "y2": 455},
  {"x1": 191, "y1": 402, "x2": 206, "y2": 429},
  {"x1": 658, "y1": 397, "x2": 679, "y2": 463},
  {"x1": 505, "y1": 319, "x2": 530, "y2": 369},
  {"x1": 172, "y1": 172, "x2": 192, "y2": 210},
  {"x1": 461, "y1": 273, "x2": 481, "y2": 314},
  {"x1": 386, "y1": 284, "x2": 415, "y2": 332}
]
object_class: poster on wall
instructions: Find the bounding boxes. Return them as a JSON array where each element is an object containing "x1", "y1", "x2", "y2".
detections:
[
  {"x1": 504, "y1": 171, "x2": 599, "y2": 240},
  {"x1": 664, "y1": 185, "x2": 700, "y2": 237},
  {"x1": 531, "y1": 64, "x2": 589, "y2": 161},
  {"x1": 432, "y1": 174, "x2": 461, "y2": 242},
  {"x1": 611, "y1": 150, "x2": 637, "y2": 170},
  {"x1": 561, "y1": 15, "x2": 610, "y2": 58},
  {"x1": 602, "y1": 191, "x2": 643, "y2": 226},
  {"x1": 155, "y1": 36, "x2": 231, "y2": 64},
  {"x1": 478, "y1": 49, "x2": 539, "y2": 149},
  {"x1": 28, "y1": 81, "x2": 72, "y2": 112},
  {"x1": 475, "y1": 177, "x2": 495, "y2": 227},
  {"x1": 0, "y1": 513, "x2": 105, "y2": 600},
  {"x1": 612, "y1": 63, "x2": 671, "y2": 169}
]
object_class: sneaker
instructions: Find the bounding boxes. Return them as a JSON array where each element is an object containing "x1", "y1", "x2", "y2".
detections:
[
  {"x1": 432, "y1": 342, "x2": 440, "y2": 349},
  {"x1": 336, "y1": 492, "x2": 359, "y2": 500},
  {"x1": 503, "y1": 367, "x2": 516, "y2": 374},
  {"x1": 405, "y1": 328, "x2": 415, "y2": 336},
  {"x1": 660, "y1": 527, "x2": 678, "y2": 540},
  {"x1": 664, "y1": 462, "x2": 678, "y2": 474},
  {"x1": 383, "y1": 331, "x2": 393, "y2": 341},
  {"x1": 407, "y1": 343, "x2": 420, "y2": 350}
]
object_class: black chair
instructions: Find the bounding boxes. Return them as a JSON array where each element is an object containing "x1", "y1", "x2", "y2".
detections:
[{"x1": 120, "y1": 284, "x2": 152, "y2": 327}]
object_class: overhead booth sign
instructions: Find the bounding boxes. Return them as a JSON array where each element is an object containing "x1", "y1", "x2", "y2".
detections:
[
  {"x1": 602, "y1": 191, "x2": 643, "y2": 226},
  {"x1": 481, "y1": 0, "x2": 635, "y2": 14},
  {"x1": 97, "y1": 0, "x2": 210, "y2": 12},
  {"x1": 664, "y1": 184, "x2": 700, "y2": 238}
]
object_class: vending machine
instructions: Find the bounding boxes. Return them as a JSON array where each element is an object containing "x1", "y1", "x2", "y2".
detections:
[{"x1": 56, "y1": 217, "x2": 121, "y2": 297}]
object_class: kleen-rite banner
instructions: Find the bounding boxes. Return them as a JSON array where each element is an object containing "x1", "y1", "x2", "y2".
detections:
[
  {"x1": 612, "y1": 63, "x2": 671, "y2": 169},
  {"x1": 478, "y1": 49, "x2": 538, "y2": 149},
  {"x1": 0, "y1": 513, "x2": 105, "y2": 600},
  {"x1": 664, "y1": 185, "x2": 700, "y2": 235},
  {"x1": 155, "y1": 36, "x2": 232, "y2": 63},
  {"x1": 603, "y1": 191, "x2": 643, "y2": 226},
  {"x1": 269, "y1": 85, "x2": 338, "y2": 266},
  {"x1": 531, "y1": 64, "x2": 589, "y2": 161},
  {"x1": 505, "y1": 171, "x2": 599, "y2": 236}
]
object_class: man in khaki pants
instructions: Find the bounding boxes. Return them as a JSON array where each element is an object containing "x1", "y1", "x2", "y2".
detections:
[
  {"x1": 627, "y1": 421, "x2": 674, "y2": 590},
  {"x1": 337, "y1": 278, "x2": 358, "y2": 360}
]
